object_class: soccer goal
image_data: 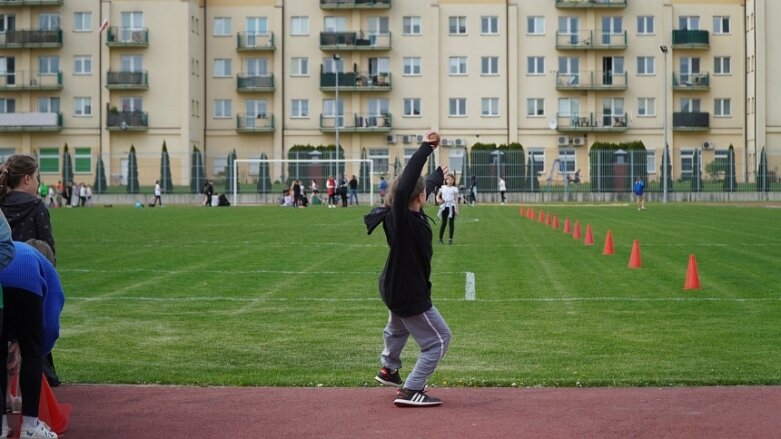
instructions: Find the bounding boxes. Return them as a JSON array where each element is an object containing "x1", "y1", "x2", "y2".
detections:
[{"x1": 232, "y1": 159, "x2": 375, "y2": 206}]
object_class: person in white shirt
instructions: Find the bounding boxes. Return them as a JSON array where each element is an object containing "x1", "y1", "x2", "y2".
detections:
[
  {"x1": 436, "y1": 173, "x2": 459, "y2": 244},
  {"x1": 151, "y1": 180, "x2": 162, "y2": 207},
  {"x1": 498, "y1": 176, "x2": 507, "y2": 204}
]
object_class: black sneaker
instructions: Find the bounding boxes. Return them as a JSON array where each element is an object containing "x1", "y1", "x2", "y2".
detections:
[
  {"x1": 375, "y1": 367, "x2": 403, "y2": 387},
  {"x1": 393, "y1": 388, "x2": 442, "y2": 407}
]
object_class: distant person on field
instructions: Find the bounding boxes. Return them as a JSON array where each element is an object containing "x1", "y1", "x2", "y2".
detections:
[
  {"x1": 378, "y1": 176, "x2": 388, "y2": 205},
  {"x1": 436, "y1": 173, "x2": 459, "y2": 245},
  {"x1": 348, "y1": 175, "x2": 359, "y2": 206},
  {"x1": 363, "y1": 130, "x2": 452, "y2": 407},
  {"x1": 202, "y1": 180, "x2": 214, "y2": 207},
  {"x1": 469, "y1": 174, "x2": 477, "y2": 206},
  {"x1": 498, "y1": 176, "x2": 506, "y2": 204},
  {"x1": 633, "y1": 176, "x2": 646, "y2": 210},
  {"x1": 326, "y1": 176, "x2": 336, "y2": 208},
  {"x1": 339, "y1": 174, "x2": 349, "y2": 207},
  {"x1": 151, "y1": 180, "x2": 162, "y2": 207}
]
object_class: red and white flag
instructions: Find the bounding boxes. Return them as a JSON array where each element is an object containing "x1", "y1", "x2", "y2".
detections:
[{"x1": 99, "y1": 17, "x2": 109, "y2": 33}]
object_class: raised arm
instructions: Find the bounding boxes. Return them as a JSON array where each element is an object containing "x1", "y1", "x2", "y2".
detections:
[{"x1": 392, "y1": 131, "x2": 440, "y2": 216}]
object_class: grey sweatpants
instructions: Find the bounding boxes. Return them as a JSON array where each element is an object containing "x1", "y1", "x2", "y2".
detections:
[{"x1": 380, "y1": 306, "x2": 452, "y2": 391}]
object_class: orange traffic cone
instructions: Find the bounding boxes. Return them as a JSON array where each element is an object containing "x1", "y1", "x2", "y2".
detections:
[
  {"x1": 38, "y1": 374, "x2": 71, "y2": 434},
  {"x1": 519, "y1": 206, "x2": 525, "y2": 217},
  {"x1": 572, "y1": 221, "x2": 582, "y2": 240},
  {"x1": 527, "y1": 207, "x2": 534, "y2": 220},
  {"x1": 538, "y1": 210, "x2": 545, "y2": 223},
  {"x1": 628, "y1": 240, "x2": 642, "y2": 268},
  {"x1": 545, "y1": 212, "x2": 552, "y2": 226},
  {"x1": 563, "y1": 218, "x2": 571, "y2": 234},
  {"x1": 584, "y1": 225, "x2": 595, "y2": 245},
  {"x1": 602, "y1": 230, "x2": 615, "y2": 255},
  {"x1": 684, "y1": 254, "x2": 701, "y2": 290},
  {"x1": 553, "y1": 214, "x2": 560, "y2": 230}
]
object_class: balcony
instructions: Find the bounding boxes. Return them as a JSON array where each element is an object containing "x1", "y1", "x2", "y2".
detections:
[
  {"x1": 237, "y1": 74, "x2": 275, "y2": 92},
  {"x1": 107, "y1": 110, "x2": 149, "y2": 131},
  {"x1": 319, "y1": 112, "x2": 392, "y2": 133},
  {"x1": 237, "y1": 113, "x2": 275, "y2": 133},
  {"x1": 672, "y1": 30, "x2": 709, "y2": 49},
  {"x1": 0, "y1": 112, "x2": 62, "y2": 132},
  {"x1": 0, "y1": 70, "x2": 63, "y2": 91},
  {"x1": 556, "y1": 71, "x2": 627, "y2": 91},
  {"x1": 320, "y1": 71, "x2": 391, "y2": 91},
  {"x1": 106, "y1": 70, "x2": 149, "y2": 90},
  {"x1": 556, "y1": 112, "x2": 628, "y2": 133},
  {"x1": 673, "y1": 112, "x2": 710, "y2": 131},
  {"x1": 320, "y1": 0, "x2": 391, "y2": 10},
  {"x1": 672, "y1": 72, "x2": 710, "y2": 91},
  {"x1": 0, "y1": 29, "x2": 62, "y2": 49},
  {"x1": 555, "y1": 0, "x2": 627, "y2": 8},
  {"x1": 320, "y1": 31, "x2": 391, "y2": 51},
  {"x1": 106, "y1": 27, "x2": 149, "y2": 48},
  {"x1": 0, "y1": 0, "x2": 63, "y2": 6},
  {"x1": 237, "y1": 32, "x2": 275, "y2": 51},
  {"x1": 555, "y1": 30, "x2": 627, "y2": 50}
]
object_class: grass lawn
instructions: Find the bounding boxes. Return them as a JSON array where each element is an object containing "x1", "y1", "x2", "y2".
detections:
[{"x1": 50, "y1": 202, "x2": 781, "y2": 387}]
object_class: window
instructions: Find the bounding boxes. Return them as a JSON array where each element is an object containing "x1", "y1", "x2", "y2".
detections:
[
  {"x1": 527, "y1": 56, "x2": 544, "y2": 75},
  {"x1": 323, "y1": 16, "x2": 346, "y2": 32},
  {"x1": 214, "y1": 99, "x2": 232, "y2": 118},
  {"x1": 403, "y1": 98, "x2": 421, "y2": 117},
  {"x1": 527, "y1": 16, "x2": 544, "y2": 35},
  {"x1": 558, "y1": 149, "x2": 576, "y2": 173},
  {"x1": 245, "y1": 57, "x2": 268, "y2": 77},
  {"x1": 38, "y1": 97, "x2": 60, "y2": 113},
  {"x1": 481, "y1": 98, "x2": 499, "y2": 116},
  {"x1": 680, "y1": 98, "x2": 701, "y2": 113},
  {"x1": 481, "y1": 16, "x2": 498, "y2": 35},
  {"x1": 39, "y1": 14, "x2": 60, "y2": 30},
  {"x1": 75, "y1": 147, "x2": 91, "y2": 173},
  {"x1": 637, "y1": 56, "x2": 655, "y2": 75},
  {"x1": 558, "y1": 56, "x2": 580, "y2": 84},
  {"x1": 291, "y1": 57, "x2": 309, "y2": 76},
  {"x1": 680, "y1": 149, "x2": 695, "y2": 177},
  {"x1": 247, "y1": 17, "x2": 268, "y2": 35},
  {"x1": 527, "y1": 98, "x2": 544, "y2": 116},
  {"x1": 402, "y1": 16, "x2": 421, "y2": 35},
  {"x1": 527, "y1": 148, "x2": 545, "y2": 176},
  {"x1": 121, "y1": 11, "x2": 143, "y2": 29},
  {"x1": 73, "y1": 97, "x2": 91, "y2": 116},
  {"x1": 714, "y1": 56, "x2": 731, "y2": 75},
  {"x1": 449, "y1": 16, "x2": 467, "y2": 35},
  {"x1": 213, "y1": 59, "x2": 231, "y2": 77},
  {"x1": 481, "y1": 57, "x2": 499, "y2": 75},
  {"x1": 602, "y1": 98, "x2": 624, "y2": 127},
  {"x1": 714, "y1": 98, "x2": 731, "y2": 117},
  {"x1": 646, "y1": 151, "x2": 656, "y2": 174},
  {"x1": 449, "y1": 98, "x2": 467, "y2": 116},
  {"x1": 637, "y1": 16, "x2": 654, "y2": 34},
  {"x1": 713, "y1": 16, "x2": 730, "y2": 34},
  {"x1": 558, "y1": 97, "x2": 581, "y2": 118},
  {"x1": 38, "y1": 56, "x2": 59, "y2": 75},
  {"x1": 679, "y1": 56, "x2": 701, "y2": 84},
  {"x1": 0, "y1": 99, "x2": 15, "y2": 113},
  {"x1": 367, "y1": 16, "x2": 389, "y2": 36},
  {"x1": 601, "y1": 16, "x2": 623, "y2": 45},
  {"x1": 369, "y1": 149, "x2": 390, "y2": 173},
  {"x1": 637, "y1": 98, "x2": 656, "y2": 116},
  {"x1": 120, "y1": 55, "x2": 143, "y2": 72},
  {"x1": 213, "y1": 17, "x2": 231, "y2": 36},
  {"x1": 74, "y1": 12, "x2": 91, "y2": 32},
  {"x1": 403, "y1": 57, "x2": 421, "y2": 76},
  {"x1": 38, "y1": 148, "x2": 59, "y2": 173},
  {"x1": 291, "y1": 99, "x2": 308, "y2": 118},
  {"x1": 449, "y1": 57, "x2": 467, "y2": 75},
  {"x1": 679, "y1": 16, "x2": 700, "y2": 31},
  {"x1": 290, "y1": 16, "x2": 309, "y2": 35},
  {"x1": 121, "y1": 96, "x2": 142, "y2": 112},
  {"x1": 367, "y1": 98, "x2": 389, "y2": 117},
  {"x1": 74, "y1": 55, "x2": 92, "y2": 75}
]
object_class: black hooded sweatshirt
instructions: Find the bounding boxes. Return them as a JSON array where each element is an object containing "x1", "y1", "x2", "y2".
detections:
[
  {"x1": 364, "y1": 142, "x2": 443, "y2": 317},
  {"x1": 1, "y1": 191, "x2": 56, "y2": 255}
]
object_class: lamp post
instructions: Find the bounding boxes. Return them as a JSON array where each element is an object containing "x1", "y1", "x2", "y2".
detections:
[
  {"x1": 333, "y1": 53, "x2": 341, "y2": 178},
  {"x1": 660, "y1": 45, "x2": 669, "y2": 203}
]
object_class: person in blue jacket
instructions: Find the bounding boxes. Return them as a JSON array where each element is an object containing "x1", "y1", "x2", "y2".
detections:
[
  {"x1": 0, "y1": 240, "x2": 64, "y2": 439},
  {"x1": 633, "y1": 176, "x2": 646, "y2": 210}
]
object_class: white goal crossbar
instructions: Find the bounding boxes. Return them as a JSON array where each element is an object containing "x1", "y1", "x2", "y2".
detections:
[{"x1": 233, "y1": 159, "x2": 375, "y2": 206}]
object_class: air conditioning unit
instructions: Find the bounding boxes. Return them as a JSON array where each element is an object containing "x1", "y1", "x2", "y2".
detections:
[
  {"x1": 703, "y1": 141, "x2": 713, "y2": 150},
  {"x1": 557, "y1": 135, "x2": 570, "y2": 146},
  {"x1": 385, "y1": 134, "x2": 397, "y2": 144},
  {"x1": 454, "y1": 138, "x2": 464, "y2": 146},
  {"x1": 402, "y1": 135, "x2": 413, "y2": 144},
  {"x1": 416, "y1": 135, "x2": 424, "y2": 142},
  {"x1": 441, "y1": 139, "x2": 450, "y2": 146},
  {"x1": 572, "y1": 137, "x2": 586, "y2": 146}
]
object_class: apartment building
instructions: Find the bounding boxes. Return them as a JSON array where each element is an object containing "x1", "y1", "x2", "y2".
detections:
[{"x1": 0, "y1": 0, "x2": 768, "y2": 188}]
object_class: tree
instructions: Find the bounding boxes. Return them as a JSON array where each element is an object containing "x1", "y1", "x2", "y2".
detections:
[
  {"x1": 190, "y1": 146, "x2": 206, "y2": 194},
  {"x1": 127, "y1": 145, "x2": 139, "y2": 194},
  {"x1": 225, "y1": 149, "x2": 237, "y2": 193},
  {"x1": 359, "y1": 148, "x2": 370, "y2": 193},
  {"x1": 690, "y1": 148, "x2": 702, "y2": 192},
  {"x1": 256, "y1": 153, "x2": 272, "y2": 193},
  {"x1": 62, "y1": 143, "x2": 73, "y2": 184},
  {"x1": 160, "y1": 140, "x2": 173, "y2": 192},
  {"x1": 757, "y1": 146, "x2": 769, "y2": 192},
  {"x1": 723, "y1": 144, "x2": 737, "y2": 192},
  {"x1": 93, "y1": 155, "x2": 107, "y2": 193}
]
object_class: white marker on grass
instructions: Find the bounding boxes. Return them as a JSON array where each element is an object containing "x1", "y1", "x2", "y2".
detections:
[{"x1": 465, "y1": 272, "x2": 476, "y2": 301}]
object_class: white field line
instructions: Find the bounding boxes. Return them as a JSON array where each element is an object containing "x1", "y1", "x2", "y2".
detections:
[
  {"x1": 59, "y1": 268, "x2": 467, "y2": 275},
  {"x1": 67, "y1": 296, "x2": 781, "y2": 303}
]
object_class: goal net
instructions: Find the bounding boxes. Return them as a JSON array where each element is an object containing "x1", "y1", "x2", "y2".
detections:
[{"x1": 232, "y1": 159, "x2": 375, "y2": 206}]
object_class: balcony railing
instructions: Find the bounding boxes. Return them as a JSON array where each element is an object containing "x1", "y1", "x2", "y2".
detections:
[
  {"x1": 556, "y1": 71, "x2": 628, "y2": 91},
  {"x1": 0, "y1": 0, "x2": 63, "y2": 6},
  {"x1": 319, "y1": 112, "x2": 392, "y2": 132},
  {"x1": 237, "y1": 74, "x2": 275, "y2": 92},
  {"x1": 672, "y1": 30, "x2": 709, "y2": 49},
  {"x1": 237, "y1": 32, "x2": 275, "y2": 51},
  {"x1": 672, "y1": 72, "x2": 710, "y2": 91},
  {"x1": 0, "y1": 29, "x2": 62, "y2": 48},
  {"x1": 320, "y1": 71, "x2": 391, "y2": 91},
  {"x1": 673, "y1": 112, "x2": 710, "y2": 131},
  {"x1": 0, "y1": 112, "x2": 62, "y2": 132},
  {"x1": 106, "y1": 70, "x2": 149, "y2": 90},
  {"x1": 555, "y1": 30, "x2": 627, "y2": 50},
  {"x1": 556, "y1": 112, "x2": 628, "y2": 133},
  {"x1": 237, "y1": 113, "x2": 275, "y2": 132},
  {"x1": 0, "y1": 70, "x2": 63, "y2": 91},
  {"x1": 106, "y1": 27, "x2": 149, "y2": 47},
  {"x1": 555, "y1": 0, "x2": 627, "y2": 8},
  {"x1": 107, "y1": 110, "x2": 149, "y2": 130},
  {"x1": 320, "y1": 31, "x2": 391, "y2": 51},
  {"x1": 320, "y1": 0, "x2": 391, "y2": 9}
]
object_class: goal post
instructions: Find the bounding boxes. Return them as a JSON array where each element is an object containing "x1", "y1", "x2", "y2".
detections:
[{"x1": 233, "y1": 159, "x2": 375, "y2": 206}]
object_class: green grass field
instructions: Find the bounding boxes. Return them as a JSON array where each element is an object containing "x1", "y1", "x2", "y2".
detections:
[{"x1": 50, "y1": 202, "x2": 781, "y2": 387}]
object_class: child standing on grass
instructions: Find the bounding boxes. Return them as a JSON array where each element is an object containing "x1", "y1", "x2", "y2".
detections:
[
  {"x1": 363, "y1": 131, "x2": 452, "y2": 407},
  {"x1": 436, "y1": 173, "x2": 459, "y2": 245}
]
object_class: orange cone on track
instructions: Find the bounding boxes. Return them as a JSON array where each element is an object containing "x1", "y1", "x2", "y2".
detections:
[
  {"x1": 572, "y1": 221, "x2": 582, "y2": 240},
  {"x1": 584, "y1": 225, "x2": 595, "y2": 245},
  {"x1": 684, "y1": 254, "x2": 701, "y2": 290},
  {"x1": 528, "y1": 208, "x2": 534, "y2": 220},
  {"x1": 563, "y1": 218, "x2": 571, "y2": 234},
  {"x1": 553, "y1": 215, "x2": 560, "y2": 230},
  {"x1": 628, "y1": 240, "x2": 642, "y2": 268},
  {"x1": 38, "y1": 374, "x2": 71, "y2": 434},
  {"x1": 538, "y1": 210, "x2": 545, "y2": 223},
  {"x1": 520, "y1": 206, "x2": 525, "y2": 217},
  {"x1": 602, "y1": 230, "x2": 615, "y2": 255},
  {"x1": 545, "y1": 212, "x2": 552, "y2": 226}
]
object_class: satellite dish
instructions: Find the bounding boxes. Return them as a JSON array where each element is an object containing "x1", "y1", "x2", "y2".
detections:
[{"x1": 548, "y1": 119, "x2": 558, "y2": 130}]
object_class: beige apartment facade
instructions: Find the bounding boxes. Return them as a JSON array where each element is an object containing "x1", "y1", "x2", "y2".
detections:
[{"x1": 0, "y1": 0, "x2": 773, "y2": 189}]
